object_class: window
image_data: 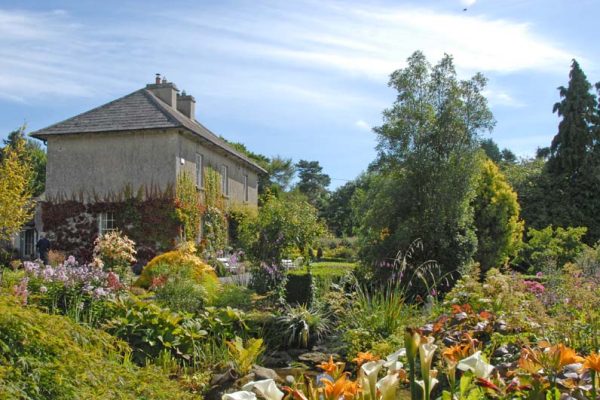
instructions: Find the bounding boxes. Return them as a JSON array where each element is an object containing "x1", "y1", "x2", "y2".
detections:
[
  {"x1": 221, "y1": 165, "x2": 229, "y2": 196},
  {"x1": 196, "y1": 153, "x2": 204, "y2": 188},
  {"x1": 243, "y1": 174, "x2": 249, "y2": 202},
  {"x1": 98, "y1": 212, "x2": 116, "y2": 235}
]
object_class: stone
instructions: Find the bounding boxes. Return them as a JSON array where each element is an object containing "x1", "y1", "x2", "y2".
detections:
[
  {"x1": 298, "y1": 352, "x2": 338, "y2": 365},
  {"x1": 211, "y1": 368, "x2": 238, "y2": 386},
  {"x1": 263, "y1": 351, "x2": 293, "y2": 368},
  {"x1": 251, "y1": 365, "x2": 281, "y2": 382}
]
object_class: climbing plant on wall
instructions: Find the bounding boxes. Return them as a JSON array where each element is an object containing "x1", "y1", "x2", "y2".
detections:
[
  {"x1": 175, "y1": 171, "x2": 204, "y2": 242},
  {"x1": 202, "y1": 167, "x2": 228, "y2": 257}
]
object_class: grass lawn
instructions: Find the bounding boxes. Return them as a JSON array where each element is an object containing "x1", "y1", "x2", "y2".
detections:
[{"x1": 288, "y1": 260, "x2": 356, "y2": 278}]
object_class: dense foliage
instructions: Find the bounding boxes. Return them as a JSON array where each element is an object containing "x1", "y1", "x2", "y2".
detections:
[
  {"x1": 357, "y1": 51, "x2": 494, "y2": 279},
  {"x1": 0, "y1": 135, "x2": 35, "y2": 241},
  {"x1": 0, "y1": 296, "x2": 196, "y2": 399},
  {"x1": 472, "y1": 158, "x2": 524, "y2": 272}
]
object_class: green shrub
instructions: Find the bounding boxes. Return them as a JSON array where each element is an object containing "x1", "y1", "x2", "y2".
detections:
[
  {"x1": 516, "y1": 225, "x2": 588, "y2": 272},
  {"x1": 0, "y1": 295, "x2": 195, "y2": 399},
  {"x1": 153, "y1": 276, "x2": 207, "y2": 314},
  {"x1": 103, "y1": 297, "x2": 208, "y2": 366},
  {"x1": 286, "y1": 262, "x2": 355, "y2": 304},
  {"x1": 213, "y1": 284, "x2": 255, "y2": 310}
]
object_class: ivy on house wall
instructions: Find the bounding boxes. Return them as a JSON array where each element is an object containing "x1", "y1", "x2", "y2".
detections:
[
  {"x1": 175, "y1": 171, "x2": 205, "y2": 242},
  {"x1": 201, "y1": 167, "x2": 228, "y2": 257},
  {"x1": 42, "y1": 188, "x2": 180, "y2": 264}
]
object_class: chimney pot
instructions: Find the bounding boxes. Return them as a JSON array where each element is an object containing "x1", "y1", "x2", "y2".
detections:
[{"x1": 155, "y1": 73, "x2": 161, "y2": 84}]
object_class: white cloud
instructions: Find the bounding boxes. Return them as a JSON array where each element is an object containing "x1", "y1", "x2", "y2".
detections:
[
  {"x1": 355, "y1": 119, "x2": 371, "y2": 130},
  {"x1": 0, "y1": 2, "x2": 581, "y2": 105},
  {"x1": 461, "y1": 0, "x2": 477, "y2": 7},
  {"x1": 483, "y1": 89, "x2": 526, "y2": 108}
]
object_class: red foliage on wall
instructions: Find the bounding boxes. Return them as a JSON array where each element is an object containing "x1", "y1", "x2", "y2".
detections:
[{"x1": 41, "y1": 197, "x2": 181, "y2": 263}]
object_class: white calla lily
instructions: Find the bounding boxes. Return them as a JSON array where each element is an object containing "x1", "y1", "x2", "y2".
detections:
[
  {"x1": 384, "y1": 348, "x2": 406, "y2": 372},
  {"x1": 457, "y1": 351, "x2": 495, "y2": 379},
  {"x1": 376, "y1": 373, "x2": 399, "y2": 400},
  {"x1": 223, "y1": 391, "x2": 257, "y2": 400},
  {"x1": 416, "y1": 377, "x2": 439, "y2": 397},
  {"x1": 360, "y1": 360, "x2": 385, "y2": 400},
  {"x1": 242, "y1": 379, "x2": 284, "y2": 400}
]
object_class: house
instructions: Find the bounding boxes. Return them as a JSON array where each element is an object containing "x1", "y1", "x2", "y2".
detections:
[{"x1": 26, "y1": 74, "x2": 266, "y2": 262}]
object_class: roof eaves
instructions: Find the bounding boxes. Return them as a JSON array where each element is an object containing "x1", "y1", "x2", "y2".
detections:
[{"x1": 143, "y1": 89, "x2": 268, "y2": 174}]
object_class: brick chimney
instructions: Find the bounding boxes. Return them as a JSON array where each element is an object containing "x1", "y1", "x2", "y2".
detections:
[
  {"x1": 177, "y1": 90, "x2": 196, "y2": 119},
  {"x1": 146, "y1": 74, "x2": 179, "y2": 107}
]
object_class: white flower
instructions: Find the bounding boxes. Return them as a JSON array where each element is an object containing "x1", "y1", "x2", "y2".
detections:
[
  {"x1": 242, "y1": 379, "x2": 284, "y2": 400},
  {"x1": 376, "y1": 373, "x2": 399, "y2": 400},
  {"x1": 419, "y1": 336, "x2": 437, "y2": 375},
  {"x1": 360, "y1": 360, "x2": 385, "y2": 400},
  {"x1": 384, "y1": 348, "x2": 406, "y2": 374},
  {"x1": 416, "y1": 377, "x2": 439, "y2": 396},
  {"x1": 457, "y1": 351, "x2": 494, "y2": 379},
  {"x1": 222, "y1": 391, "x2": 257, "y2": 400}
]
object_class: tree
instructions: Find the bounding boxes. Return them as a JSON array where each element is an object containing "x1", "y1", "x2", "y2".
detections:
[
  {"x1": 238, "y1": 192, "x2": 326, "y2": 265},
  {"x1": 535, "y1": 60, "x2": 600, "y2": 243},
  {"x1": 0, "y1": 136, "x2": 35, "y2": 241},
  {"x1": 472, "y1": 159, "x2": 524, "y2": 272},
  {"x1": 480, "y1": 138, "x2": 502, "y2": 163},
  {"x1": 295, "y1": 160, "x2": 330, "y2": 209},
  {"x1": 500, "y1": 148, "x2": 517, "y2": 164},
  {"x1": 547, "y1": 60, "x2": 597, "y2": 176},
  {"x1": 2, "y1": 126, "x2": 46, "y2": 196},
  {"x1": 265, "y1": 156, "x2": 295, "y2": 192},
  {"x1": 359, "y1": 51, "x2": 495, "y2": 277},
  {"x1": 323, "y1": 176, "x2": 365, "y2": 237}
]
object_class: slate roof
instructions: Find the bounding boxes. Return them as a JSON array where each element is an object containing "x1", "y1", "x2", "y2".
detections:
[{"x1": 30, "y1": 89, "x2": 267, "y2": 174}]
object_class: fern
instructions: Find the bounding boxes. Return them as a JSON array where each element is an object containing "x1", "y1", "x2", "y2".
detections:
[{"x1": 226, "y1": 336, "x2": 265, "y2": 375}]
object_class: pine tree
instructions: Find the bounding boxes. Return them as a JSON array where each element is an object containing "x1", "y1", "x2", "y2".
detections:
[
  {"x1": 539, "y1": 61, "x2": 600, "y2": 244},
  {"x1": 547, "y1": 60, "x2": 597, "y2": 177}
]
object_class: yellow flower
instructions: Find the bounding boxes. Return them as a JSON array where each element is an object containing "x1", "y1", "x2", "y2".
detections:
[
  {"x1": 583, "y1": 352, "x2": 600, "y2": 373},
  {"x1": 353, "y1": 352, "x2": 380, "y2": 367}
]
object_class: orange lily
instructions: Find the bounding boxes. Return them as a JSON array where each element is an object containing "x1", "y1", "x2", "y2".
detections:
[
  {"x1": 442, "y1": 344, "x2": 471, "y2": 362},
  {"x1": 353, "y1": 352, "x2": 380, "y2": 367},
  {"x1": 549, "y1": 344, "x2": 584, "y2": 368},
  {"x1": 318, "y1": 356, "x2": 338, "y2": 376},
  {"x1": 320, "y1": 374, "x2": 361, "y2": 400},
  {"x1": 583, "y1": 352, "x2": 600, "y2": 373}
]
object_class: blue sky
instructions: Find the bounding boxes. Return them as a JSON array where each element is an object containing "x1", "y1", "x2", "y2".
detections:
[{"x1": 1, "y1": 0, "x2": 598, "y2": 188}]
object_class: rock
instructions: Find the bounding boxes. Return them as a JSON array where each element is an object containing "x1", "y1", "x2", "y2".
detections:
[
  {"x1": 251, "y1": 365, "x2": 281, "y2": 382},
  {"x1": 285, "y1": 375, "x2": 295, "y2": 385},
  {"x1": 493, "y1": 346, "x2": 509, "y2": 357},
  {"x1": 263, "y1": 351, "x2": 293, "y2": 368},
  {"x1": 211, "y1": 368, "x2": 238, "y2": 386},
  {"x1": 298, "y1": 352, "x2": 338, "y2": 365},
  {"x1": 236, "y1": 372, "x2": 256, "y2": 387}
]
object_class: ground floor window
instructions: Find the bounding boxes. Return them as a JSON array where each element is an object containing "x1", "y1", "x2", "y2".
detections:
[{"x1": 98, "y1": 212, "x2": 116, "y2": 235}]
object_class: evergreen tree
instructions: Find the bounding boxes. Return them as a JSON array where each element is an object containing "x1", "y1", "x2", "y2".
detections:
[
  {"x1": 472, "y1": 159, "x2": 524, "y2": 272},
  {"x1": 547, "y1": 60, "x2": 597, "y2": 176},
  {"x1": 295, "y1": 160, "x2": 330, "y2": 210},
  {"x1": 537, "y1": 60, "x2": 600, "y2": 243}
]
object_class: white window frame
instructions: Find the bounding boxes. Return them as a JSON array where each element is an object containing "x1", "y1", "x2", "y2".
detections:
[
  {"x1": 243, "y1": 174, "x2": 249, "y2": 202},
  {"x1": 98, "y1": 212, "x2": 116, "y2": 235},
  {"x1": 196, "y1": 153, "x2": 204, "y2": 188},
  {"x1": 221, "y1": 164, "x2": 229, "y2": 196}
]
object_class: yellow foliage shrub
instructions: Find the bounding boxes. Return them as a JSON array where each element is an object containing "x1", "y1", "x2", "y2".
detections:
[{"x1": 135, "y1": 242, "x2": 219, "y2": 298}]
